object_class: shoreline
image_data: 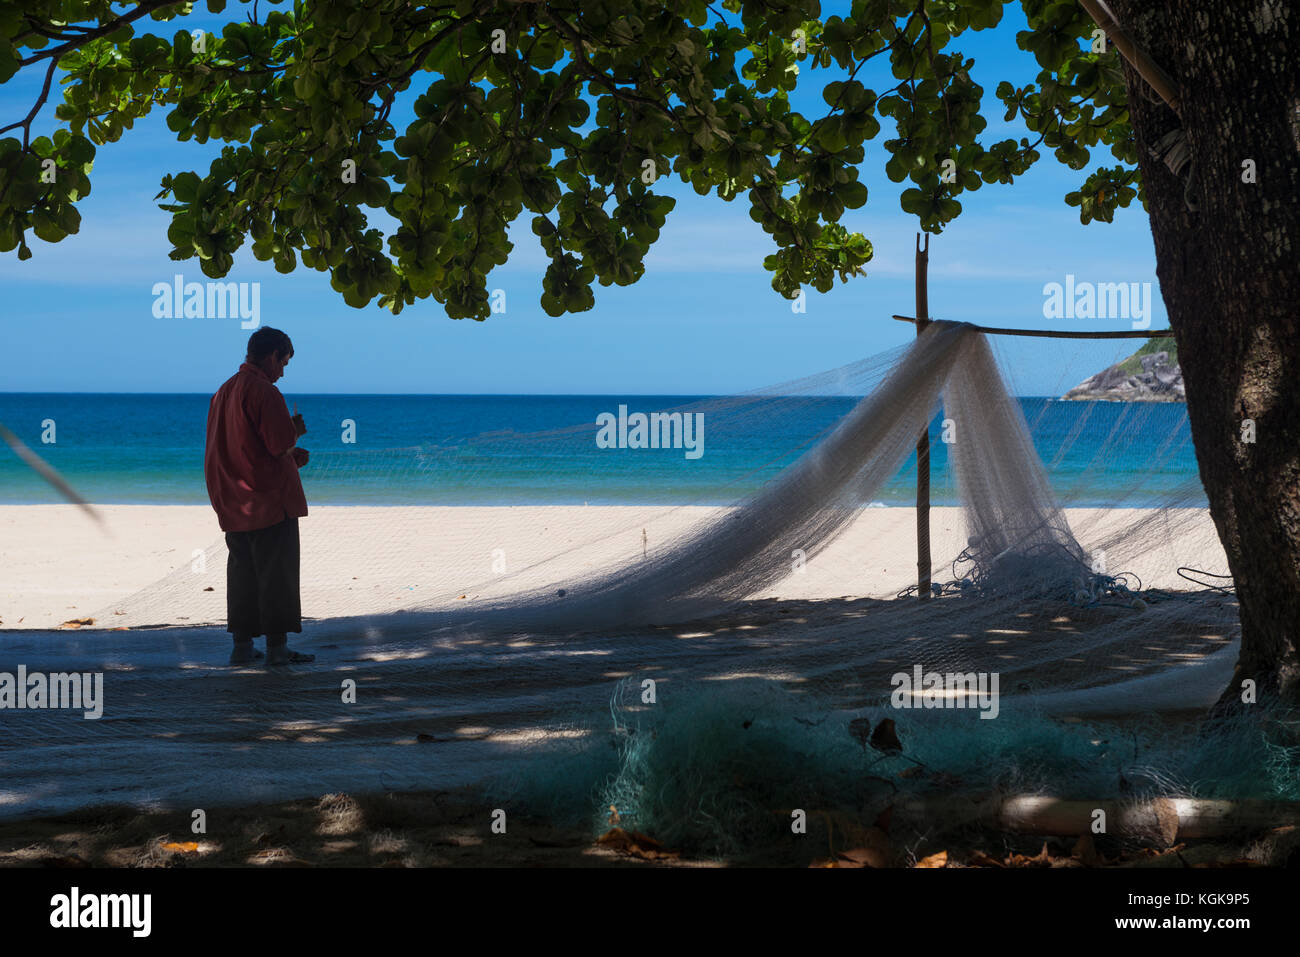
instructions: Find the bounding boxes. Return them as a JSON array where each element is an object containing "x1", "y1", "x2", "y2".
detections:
[{"x1": 1, "y1": 503, "x2": 1228, "y2": 631}]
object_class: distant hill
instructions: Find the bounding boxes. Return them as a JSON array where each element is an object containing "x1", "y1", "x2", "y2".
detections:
[{"x1": 1062, "y1": 336, "x2": 1183, "y2": 402}]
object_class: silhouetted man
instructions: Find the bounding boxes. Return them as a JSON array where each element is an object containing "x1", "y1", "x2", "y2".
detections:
[{"x1": 205, "y1": 327, "x2": 315, "y2": 666}]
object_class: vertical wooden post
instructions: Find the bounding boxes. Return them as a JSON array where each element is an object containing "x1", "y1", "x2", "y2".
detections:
[{"x1": 914, "y1": 233, "x2": 932, "y2": 600}]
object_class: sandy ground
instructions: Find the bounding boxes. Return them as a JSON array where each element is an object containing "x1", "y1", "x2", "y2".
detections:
[
  {"x1": 0, "y1": 787, "x2": 1292, "y2": 868},
  {"x1": 0, "y1": 503, "x2": 1254, "y2": 868},
  {"x1": 0, "y1": 504, "x2": 1228, "y2": 630}
]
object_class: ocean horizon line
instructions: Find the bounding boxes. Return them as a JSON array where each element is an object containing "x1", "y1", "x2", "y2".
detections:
[{"x1": 0, "y1": 390, "x2": 1068, "y2": 400}]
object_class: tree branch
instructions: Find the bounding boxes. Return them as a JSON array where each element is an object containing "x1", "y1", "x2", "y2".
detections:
[
  {"x1": 0, "y1": 58, "x2": 58, "y2": 148},
  {"x1": 17, "y1": 0, "x2": 184, "y2": 66}
]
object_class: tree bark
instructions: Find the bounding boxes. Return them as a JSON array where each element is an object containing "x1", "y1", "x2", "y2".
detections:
[{"x1": 1108, "y1": 1, "x2": 1300, "y2": 706}]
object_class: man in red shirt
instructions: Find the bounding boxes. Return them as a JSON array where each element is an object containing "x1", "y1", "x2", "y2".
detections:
[{"x1": 205, "y1": 327, "x2": 315, "y2": 666}]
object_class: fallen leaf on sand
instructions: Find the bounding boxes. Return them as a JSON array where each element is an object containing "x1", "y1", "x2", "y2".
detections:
[
  {"x1": 596, "y1": 828, "x2": 680, "y2": 861},
  {"x1": 1133, "y1": 843, "x2": 1185, "y2": 859},
  {"x1": 162, "y1": 842, "x2": 200, "y2": 854},
  {"x1": 1006, "y1": 842, "x2": 1056, "y2": 867},
  {"x1": 60, "y1": 617, "x2": 94, "y2": 629},
  {"x1": 916, "y1": 850, "x2": 949, "y2": 868}
]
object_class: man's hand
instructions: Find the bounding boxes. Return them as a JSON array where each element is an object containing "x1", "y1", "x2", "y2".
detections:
[
  {"x1": 291, "y1": 403, "x2": 307, "y2": 438},
  {"x1": 291, "y1": 447, "x2": 309, "y2": 468}
]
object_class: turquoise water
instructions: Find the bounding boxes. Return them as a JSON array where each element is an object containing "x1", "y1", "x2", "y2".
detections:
[{"x1": 0, "y1": 393, "x2": 1201, "y2": 507}]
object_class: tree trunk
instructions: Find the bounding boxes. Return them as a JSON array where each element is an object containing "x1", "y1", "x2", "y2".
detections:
[{"x1": 1108, "y1": 1, "x2": 1300, "y2": 706}]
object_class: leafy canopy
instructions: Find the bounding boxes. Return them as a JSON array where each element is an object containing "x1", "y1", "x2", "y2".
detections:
[{"x1": 0, "y1": 0, "x2": 1143, "y2": 319}]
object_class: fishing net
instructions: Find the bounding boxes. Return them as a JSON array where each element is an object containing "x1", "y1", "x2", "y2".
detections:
[{"x1": 0, "y1": 320, "x2": 1252, "y2": 831}]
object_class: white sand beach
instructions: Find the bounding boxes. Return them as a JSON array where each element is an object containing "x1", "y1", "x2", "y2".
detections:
[
  {"x1": 0, "y1": 504, "x2": 1229, "y2": 630},
  {"x1": 0, "y1": 502, "x2": 1241, "y2": 826}
]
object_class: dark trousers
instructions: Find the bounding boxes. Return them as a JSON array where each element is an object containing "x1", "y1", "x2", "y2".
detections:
[{"x1": 225, "y1": 515, "x2": 302, "y2": 638}]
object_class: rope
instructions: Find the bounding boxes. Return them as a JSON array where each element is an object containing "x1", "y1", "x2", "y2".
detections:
[
  {"x1": 898, "y1": 544, "x2": 1233, "y2": 610},
  {"x1": 1177, "y1": 566, "x2": 1235, "y2": 595}
]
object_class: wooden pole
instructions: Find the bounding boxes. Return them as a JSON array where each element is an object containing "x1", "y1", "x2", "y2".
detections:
[
  {"x1": 1076, "y1": 0, "x2": 1181, "y2": 115},
  {"x1": 914, "y1": 234, "x2": 932, "y2": 601},
  {"x1": 891, "y1": 315, "x2": 1172, "y2": 339}
]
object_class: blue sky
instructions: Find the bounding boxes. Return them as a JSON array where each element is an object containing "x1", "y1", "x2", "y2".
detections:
[{"x1": 0, "y1": 1, "x2": 1168, "y2": 396}]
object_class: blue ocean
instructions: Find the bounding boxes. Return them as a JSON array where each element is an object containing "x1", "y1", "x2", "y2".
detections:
[{"x1": 0, "y1": 393, "x2": 1201, "y2": 508}]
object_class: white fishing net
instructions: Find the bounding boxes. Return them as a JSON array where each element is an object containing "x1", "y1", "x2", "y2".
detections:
[{"x1": 0, "y1": 321, "x2": 1240, "y2": 820}]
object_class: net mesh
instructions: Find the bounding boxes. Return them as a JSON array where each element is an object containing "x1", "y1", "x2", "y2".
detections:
[{"x1": 0, "y1": 321, "x2": 1248, "y2": 824}]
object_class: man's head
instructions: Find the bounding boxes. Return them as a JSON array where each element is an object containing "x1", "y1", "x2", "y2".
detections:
[{"x1": 247, "y1": 327, "x2": 294, "y2": 382}]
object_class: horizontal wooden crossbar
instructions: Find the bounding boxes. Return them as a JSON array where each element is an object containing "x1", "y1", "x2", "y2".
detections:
[{"x1": 891, "y1": 315, "x2": 1173, "y2": 339}]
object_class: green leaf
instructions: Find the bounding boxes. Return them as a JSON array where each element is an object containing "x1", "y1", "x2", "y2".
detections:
[
  {"x1": 0, "y1": 43, "x2": 18, "y2": 84},
  {"x1": 170, "y1": 172, "x2": 201, "y2": 203}
]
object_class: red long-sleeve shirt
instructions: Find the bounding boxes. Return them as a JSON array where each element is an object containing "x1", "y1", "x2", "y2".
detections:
[{"x1": 204, "y1": 362, "x2": 308, "y2": 533}]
